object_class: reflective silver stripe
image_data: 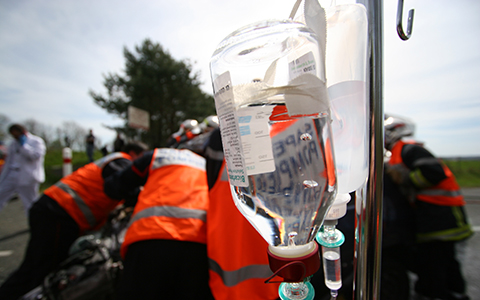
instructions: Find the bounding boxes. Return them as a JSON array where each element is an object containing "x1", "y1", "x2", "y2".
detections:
[
  {"x1": 152, "y1": 148, "x2": 205, "y2": 171},
  {"x1": 94, "y1": 152, "x2": 126, "y2": 168},
  {"x1": 205, "y1": 146, "x2": 224, "y2": 161},
  {"x1": 55, "y1": 182, "x2": 97, "y2": 228},
  {"x1": 128, "y1": 206, "x2": 207, "y2": 228},
  {"x1": 412, "y1": 157, "x2": 440, "y2": 167},
  {"x1": 209, "y1": 258, "x2": 273, "y2": 287},
  {"x1": 418, "y1": 189, "x2": 462, "y2": 197}
]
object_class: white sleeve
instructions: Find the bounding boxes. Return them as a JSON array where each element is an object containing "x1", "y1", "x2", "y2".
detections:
[{"x1": 20, "y1": 135, "x2": 46, "y2": 162}]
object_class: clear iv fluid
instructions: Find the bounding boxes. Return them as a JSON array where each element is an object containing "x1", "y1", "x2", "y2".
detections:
[
  {"x1": 322, "y1": 250, "x2": 342, "y2": 290},
  {"x1": 232, "y1": 105, "x2": 336, "y2": 247},
  {"x1": 210, "y1": 19, "x2": 336, "y2": 248}
]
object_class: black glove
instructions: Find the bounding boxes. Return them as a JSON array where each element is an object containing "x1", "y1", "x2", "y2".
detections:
[
  {"x1": 123, "y1": 187, "x2": 141, "y2": 208},
  {"x1": 385, "y1": 163, "x2": 410, "y2": 186}
]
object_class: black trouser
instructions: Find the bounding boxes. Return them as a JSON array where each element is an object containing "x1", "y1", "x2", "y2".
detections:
[
  {"x1": 0, "y1": 195, "x2": 80, "y2": 300},
  {"x1": 116, "y1": 239, "x2": 214, "y2": 300},
  {"x1": 380, "y1": 245, "x2": 412, "y2": 300},
  {"x1": 414, "y1": 240, "x2": 466, "y2": 299}
]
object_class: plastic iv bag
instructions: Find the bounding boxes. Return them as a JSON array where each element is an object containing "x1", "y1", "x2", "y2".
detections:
[{"x1": 325, "y1": 3, "x2": 369, "y2": 196}]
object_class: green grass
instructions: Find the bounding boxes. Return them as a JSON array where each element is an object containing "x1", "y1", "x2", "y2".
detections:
[
  {"x1": 41, "y1": 151, "x2": 480, "y2": 192},
  {"x1": 443, "y1": 159, "x2": 480, "y2": 188}
]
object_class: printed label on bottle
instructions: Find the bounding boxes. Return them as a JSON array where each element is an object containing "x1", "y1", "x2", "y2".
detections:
[
  {"x1": 237, "y1": 106, "x2": 275, "y2": 175},
  {"x1": 213, "y1": 71, "x2": 248, "y2": 187},
  {"x1": 289, "y1": 52, "x2": 316, "y2": 79}
]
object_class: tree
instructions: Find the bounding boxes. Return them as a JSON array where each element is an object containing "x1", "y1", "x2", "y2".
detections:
[
  {"x1": 58, "y1": 121, "x2": 89, "y2": 151},
  {"x1": 89, "y1": 39, "x2": 216, "y2": 148},
  {"x1": 23, "y1": 118, "x2": 56, "y2": 147}
]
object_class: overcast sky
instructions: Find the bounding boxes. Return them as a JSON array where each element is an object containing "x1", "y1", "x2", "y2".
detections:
[{"x1": 1, "y1": 0, "x2": 479, "y2": 157}]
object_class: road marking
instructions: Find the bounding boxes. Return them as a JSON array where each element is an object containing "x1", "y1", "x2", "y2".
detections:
[
  {"x1": 473, "y1": 226, "x2": 480, "y2": 232},
  {"x1": 0, "y1": 250, "x2": 13, "y2": 257}
]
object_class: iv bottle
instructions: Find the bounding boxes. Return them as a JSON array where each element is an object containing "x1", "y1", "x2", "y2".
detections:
[{"x1": 210, "y1": 19, "x2": 336, "y2": 252}]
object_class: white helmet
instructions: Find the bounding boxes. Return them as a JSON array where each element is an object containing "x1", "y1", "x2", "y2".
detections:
[
  {"x1": 177, "y1": 119, "x2": 201, "y2": 135},
  {"x1": 199, "y1": 115, "x2": 219, "y2": 132},
  {"x1": 166, "y1": 119, "x2": 201, "y2": 148},
  {"x1": 177, "y1": 116, "x2": 218, "y2": 155},
  {"x1": 384, "y1": 113, "x2": 415, "y2": 149}
]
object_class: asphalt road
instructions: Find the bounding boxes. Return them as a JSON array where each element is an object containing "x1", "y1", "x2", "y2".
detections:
[{"x1": 1, "y1": 189, "x2": 479, "y2": 299}]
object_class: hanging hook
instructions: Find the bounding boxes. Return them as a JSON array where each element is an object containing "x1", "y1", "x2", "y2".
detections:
[{"x1": 396, "y1": 0, "x2": 414, "y2": 40}]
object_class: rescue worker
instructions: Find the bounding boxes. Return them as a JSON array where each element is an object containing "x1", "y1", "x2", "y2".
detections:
[
  {"x1": 384, "y1": 113, "x2": 473, "y2": 300},
  {"x1": 104, "y1": 124, "x2": 213, "y2": 300},
  {"x1": 166, "y1": 118, "x2": 202, "y2": 148},
  {"x1": 0, "y1": 143, "x2": 146, "y2": 300},
  {"x1": 204, "y1": 127, "x2": 281, "y2": 300}
]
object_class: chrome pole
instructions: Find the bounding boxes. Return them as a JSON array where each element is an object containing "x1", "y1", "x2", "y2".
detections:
[{"x1": 353, "y1": 0, "x2": 384, "y2": 299}]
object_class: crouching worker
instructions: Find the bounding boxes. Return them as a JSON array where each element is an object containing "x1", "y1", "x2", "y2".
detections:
[
  {"x1": 0, "y1": 143, "x2": 146, "y2": 300},
  {"x1": 104, "y1": 137, "x2": 213, "y2": 299}
]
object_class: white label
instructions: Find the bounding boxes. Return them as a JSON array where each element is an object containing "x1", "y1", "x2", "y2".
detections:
[
  {"x1": 289, "y1": 52, "x2": 317, "y2": 79},
  {"x1": 213, "y1": 72, "x2": 248, "y2": 187},
  {"x1": 237, "y1": 106, "x2": 275, "y2": 175}
]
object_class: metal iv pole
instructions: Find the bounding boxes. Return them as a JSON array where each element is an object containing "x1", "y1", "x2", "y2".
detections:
[
  {"x1": 353, "y1": 0, "x2": 384, "y2": 299},
  {"x1": 352, "y1": 0, "x2": 414, "y2": 299}
]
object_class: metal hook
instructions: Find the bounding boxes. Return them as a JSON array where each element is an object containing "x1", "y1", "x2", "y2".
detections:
[{"x1": 397, "y1": 0, "x2": 414, "y2": 40}]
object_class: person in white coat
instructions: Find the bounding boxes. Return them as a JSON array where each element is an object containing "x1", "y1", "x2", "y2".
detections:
[{"x1": 0, "y1": 124, "x2": 46, "y2": 215}]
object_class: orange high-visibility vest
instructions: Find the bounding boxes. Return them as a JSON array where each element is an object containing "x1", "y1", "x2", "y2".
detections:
[
  {"x1": 389, "y1": 140, "x2": 472, "y2": 242},
  {"x1": 208, "y1": 161, "x2": 280, "y2": 300},
  {"x1": 389, "y1": 140, "x2": 464, "y2": 206},
  {"x1": 121, "y1": 148, "x2": 208, "y2": 258},
  {"x1": 44, "y1": 152, "x2": 132, "y2": 232}
]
